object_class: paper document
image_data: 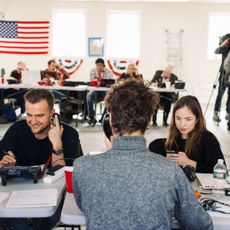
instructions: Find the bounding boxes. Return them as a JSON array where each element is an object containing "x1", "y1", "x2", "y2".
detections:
[
  {"x1": 0, "y1": 192, "x2": 9, "y2": 204},
  {"x1": 6, "y1": 188, "x2": 57, "y2": 208},
  {"x1": 197, "y1": 173, "x2": 230, "y2": 190}
]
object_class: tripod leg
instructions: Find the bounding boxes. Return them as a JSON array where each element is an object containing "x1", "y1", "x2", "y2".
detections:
[{"x1": 204, "y1": 71, "x2": 220, "y2": 116}]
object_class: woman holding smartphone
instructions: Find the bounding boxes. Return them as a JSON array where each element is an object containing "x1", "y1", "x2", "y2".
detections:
[{"x1": 149, "y1": 95, "x2": 225, "y2": 173}]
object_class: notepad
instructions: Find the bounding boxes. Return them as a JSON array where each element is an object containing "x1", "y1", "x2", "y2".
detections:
[
  {"x1": 197, "y1": 173, "x2": 230, "y2": 190},
  {"x1": 6, "y1": 188, "x2": 57, "y2": 208}
]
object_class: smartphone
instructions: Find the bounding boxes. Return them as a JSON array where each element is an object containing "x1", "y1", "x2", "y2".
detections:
[
  {"x1": 166, "y1": 150, "x2": 176, "y2": 154},
  {"x1": 51, "y1": 113, "x2": 60, "y2": 126}
]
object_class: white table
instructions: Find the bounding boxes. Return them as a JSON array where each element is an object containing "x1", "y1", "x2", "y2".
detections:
[
  {"x1": 60, "y1": 174, "x2": 230, "y2": 229},
  {"x1": 0, "y1": 177, "x2": 65, "y2": 218},
  {"x1": 149, "y1": 86, "x2": 186, "y2": 93},
  {"x1": 0, "y1": 84, "x2": 88, "y2": 92},
  {"x1": 0, "y1": 83, "x2": 186, "y2": 93},
  {"x1": 61, "y1": 192, "x2": 85, "y2": 225}
]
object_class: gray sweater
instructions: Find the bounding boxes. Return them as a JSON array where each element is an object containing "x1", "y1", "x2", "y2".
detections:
[{"x1": 73, "y1": 136, "x2": 213, "y2": 230}]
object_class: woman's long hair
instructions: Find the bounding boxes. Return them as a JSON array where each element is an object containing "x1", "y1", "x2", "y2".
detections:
[{"x1": 165, "y1": 95, "x2": 207, "y2": 158}]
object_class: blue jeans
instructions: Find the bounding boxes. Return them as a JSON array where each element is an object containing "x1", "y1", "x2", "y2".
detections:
[
  {"x1": 86, "y1": 91, "x2": 106, "y2": 119},
  {"x1": 214, "y1": 73, "x2": 230, "y2": 112}
]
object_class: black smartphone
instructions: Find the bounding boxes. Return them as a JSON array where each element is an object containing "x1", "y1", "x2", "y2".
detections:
[
  {"x1": 51, "y1": 113, "x2": 60, "y2": 126},
  {"x1": 166, "y1": 150, "x2": 176, "y2": 154}
]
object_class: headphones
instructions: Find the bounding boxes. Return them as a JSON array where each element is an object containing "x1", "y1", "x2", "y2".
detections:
[
  {"x1": 200, "y1": 197, "x2": 230, "y2": 214},
  {"x1": 102, "y1": 113, "x2": 112, "y2": 141}
]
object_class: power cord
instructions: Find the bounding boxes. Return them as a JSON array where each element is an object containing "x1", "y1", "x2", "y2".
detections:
[{"x1": 200, "y1": 197, "x2": 230, "y2": 214}]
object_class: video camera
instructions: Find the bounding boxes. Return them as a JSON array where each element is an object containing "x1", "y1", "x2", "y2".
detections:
[
  {"x1": 219, "y1": 33, "x2": 230, "y2": 46},
  {"x1": 0, "y1": 166, "x2": 41, "y2": 186}
]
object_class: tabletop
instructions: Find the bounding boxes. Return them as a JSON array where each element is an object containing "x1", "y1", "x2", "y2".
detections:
[
  {"x1": 60, "y1": 173, "x2": 230, "y2": 229},
  {"x1": 0, "y1": 176, "x2": 65, "y2": 218}
]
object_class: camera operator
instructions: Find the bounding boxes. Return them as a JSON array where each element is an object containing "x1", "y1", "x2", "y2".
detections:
[{"x1": 213, "y1": 34, "x2": 230, "y2": 123}]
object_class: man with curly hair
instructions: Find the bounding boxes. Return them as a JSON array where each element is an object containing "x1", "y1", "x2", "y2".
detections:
[{"x1": 73, "y1": 79, "x2": 213, "y2": 230}]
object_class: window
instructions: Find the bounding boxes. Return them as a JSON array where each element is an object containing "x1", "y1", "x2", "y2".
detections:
[
  {"x1": 208, "y1": 13, "x2": 230, "y2": 59},
  {"x1": 107, "y1": 11, "x2": 140, "y2": 58},
  {"x1": 53, "y1": 10, "x2": 86, "y2": 57}
]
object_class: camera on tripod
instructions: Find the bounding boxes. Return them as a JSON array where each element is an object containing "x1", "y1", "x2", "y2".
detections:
[{"x1": 219, "y1": 33, "x2": 230, "y2": 46}]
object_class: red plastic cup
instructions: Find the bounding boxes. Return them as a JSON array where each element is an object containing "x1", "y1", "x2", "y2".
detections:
[
  {"x1": 92, "y1": 80, "x2": 97, "y2": 87},
  {"x1": 65, "y1": 166, "x2": 73, "y2": 193}
]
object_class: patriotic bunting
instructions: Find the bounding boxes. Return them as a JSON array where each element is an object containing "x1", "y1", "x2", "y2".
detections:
[
  {"x1": 58, "y1": 59, "x2": 83, "y2": 76},
  {"x1": 107, "y1": 59, "x2": 140, "y2": 77}
]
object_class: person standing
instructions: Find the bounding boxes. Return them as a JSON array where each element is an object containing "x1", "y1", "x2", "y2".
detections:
[{"x1": 213, "y1": 34, "x2": 230, "y2": 123}]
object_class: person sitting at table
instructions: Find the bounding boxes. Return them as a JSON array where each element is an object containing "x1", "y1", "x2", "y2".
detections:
[
  {"x1": 149, "y1": 95, "x2": 225, "y2": 173},
  {"x1": 73, "y1": 80, "x2": 212, "y2": 230},
  {"x1": 151, "y1": 64, "x2": 178, "y2": 126},
  {"x1": 10, "y1": 61, "x2": 27, "y2": 84},
  {"x1": 1, "y1": 62, "x2": 27, "y2": 115},
  {"x1": 0, "y1": 88, "x2": 83, "y2": 230},
  {"x1": 86, "y1": 58, "x2": 113, "y2": 126},
  {"x1": 119, "y1": 63, "x2": 143, "y2": 82},
  {"x1": 41, "y1": 59, "x2": 69, "y2": 84}
]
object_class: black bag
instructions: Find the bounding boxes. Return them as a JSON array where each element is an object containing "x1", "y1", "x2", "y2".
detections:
[
  {"x1": 59, "y1": 97, "x2": 83, "y2": 124},
  {"x1": 161, "y1": 92, "x2": 179, "y2": 103}
]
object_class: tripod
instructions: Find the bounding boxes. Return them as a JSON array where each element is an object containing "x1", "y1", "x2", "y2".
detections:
[{"x1": 204, "y1": 65, "x2": 222, "y2": 126}]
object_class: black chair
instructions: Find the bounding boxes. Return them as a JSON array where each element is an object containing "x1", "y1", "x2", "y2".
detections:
[{"x1": 148, "y1": 138, "x2": 167, "y2": 157}]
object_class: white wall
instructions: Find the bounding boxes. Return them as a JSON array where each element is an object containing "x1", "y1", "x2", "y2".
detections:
[{"x1": 1, "y1": 0, "x2": 230, "y2": 100}]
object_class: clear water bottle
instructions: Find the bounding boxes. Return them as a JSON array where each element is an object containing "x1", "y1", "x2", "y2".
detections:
[{"x1": 212, "y1": 159, "x2": 227, "y2": 195}]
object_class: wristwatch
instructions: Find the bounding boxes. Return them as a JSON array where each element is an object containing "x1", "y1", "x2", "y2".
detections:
[{"x1": 52, "y1": 148, "x2": 64, "y2": 155}]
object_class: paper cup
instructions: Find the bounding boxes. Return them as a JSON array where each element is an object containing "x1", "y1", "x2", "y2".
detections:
[
  {"x1": 165, "y1": 82, "x2": 171, "y2": 89},
  {"x1": 65, "y1": 166, "x2": 74, "y2": 193}
]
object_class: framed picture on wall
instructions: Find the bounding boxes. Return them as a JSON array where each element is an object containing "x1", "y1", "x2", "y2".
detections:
[{"x1": 88, "y1": 37, "x2": 104, "y2": 57}]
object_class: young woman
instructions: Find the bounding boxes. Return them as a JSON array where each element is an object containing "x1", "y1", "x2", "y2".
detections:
[{"x1": 149, "y1": 95, "x2": 225, "y2": 173}]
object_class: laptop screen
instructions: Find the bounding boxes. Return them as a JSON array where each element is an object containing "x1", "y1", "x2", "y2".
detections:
[{"x1": 21, "y1": 71, "x2": 42, "y2": 84}]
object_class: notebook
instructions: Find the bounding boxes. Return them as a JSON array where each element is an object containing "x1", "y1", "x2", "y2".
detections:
[{"x1": 21, "y1": 71, "x2": 41, "y2": 84}]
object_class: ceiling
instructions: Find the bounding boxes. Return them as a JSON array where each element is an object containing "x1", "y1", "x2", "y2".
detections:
[{"x1": 57, "y1": 0, "x2": 230, "y2": 2}]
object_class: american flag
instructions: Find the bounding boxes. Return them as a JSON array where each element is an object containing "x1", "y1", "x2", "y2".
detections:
[{"x1": 0, "y1": 20, "x2": 49, "y2": 55}]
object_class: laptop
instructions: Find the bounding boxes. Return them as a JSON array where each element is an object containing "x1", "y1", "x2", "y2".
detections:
[
  {"x1": 101, "y1": 79, "x2": 116, "y2": 88},
  {"x1": 64, "y1": 81, "x2": 87, "y2": 87},
  {"x1": 21, "y1": 71, "x2": 42, "y2": 85}
]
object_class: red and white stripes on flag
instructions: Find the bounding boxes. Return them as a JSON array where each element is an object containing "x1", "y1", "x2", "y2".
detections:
[{"x1": 0, "y1": 20, "x2": 50, "y2": 55}]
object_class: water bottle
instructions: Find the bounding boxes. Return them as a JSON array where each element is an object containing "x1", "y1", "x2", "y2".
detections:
[{"x1": 212, "y1": 159, "x2": 227, "y2": 195}]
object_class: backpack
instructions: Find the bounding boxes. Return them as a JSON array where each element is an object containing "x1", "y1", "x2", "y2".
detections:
[
  {"x1": 59, "y1": 97, "x2": 84, "y2": 124},
  {"x1": 3, "y1": 103, "x2": 17, "y2": 122}
]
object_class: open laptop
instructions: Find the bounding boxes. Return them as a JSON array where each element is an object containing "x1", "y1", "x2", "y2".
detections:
[
  {"x1": 101, "y1": 79, "x2": 116, "y2": 88},
  {"x1": 21, "y1": 71, "x2": 42, "y2": 85}
]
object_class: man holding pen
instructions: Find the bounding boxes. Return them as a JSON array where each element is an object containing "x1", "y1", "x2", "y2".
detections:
[{"x1": 0, "y1": 88, "x2": 82, "y2": 230}]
